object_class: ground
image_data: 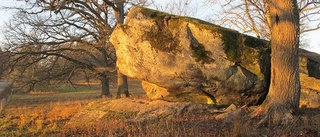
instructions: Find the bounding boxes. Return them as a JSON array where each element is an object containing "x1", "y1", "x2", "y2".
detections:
[{"x1": 0, "y1": 79, "x2": 319, "y2": 136}]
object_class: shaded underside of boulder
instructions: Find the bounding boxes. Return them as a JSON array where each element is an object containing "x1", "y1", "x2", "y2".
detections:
[{"x1": 110, "y1": 6, "x2": 271, "y2": 106}]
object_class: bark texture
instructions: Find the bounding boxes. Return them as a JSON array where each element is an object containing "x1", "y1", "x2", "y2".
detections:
[
  {"x1": 100, "y1": 75, "x2": 112, "y2": 97},
  {"x1": 114, "y1": 1, "x2": 130, "y2": 98},
  {"x1": 117, "y1": 70, "x2": 130, "y2": 98},
  {"x1": 261, "y1": 0, "x2": 301, "y2": 123}
]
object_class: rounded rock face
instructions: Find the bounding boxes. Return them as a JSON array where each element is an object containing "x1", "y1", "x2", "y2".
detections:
[{"x1": 110, "y1": 6, "x2": 271, "y2": 106}]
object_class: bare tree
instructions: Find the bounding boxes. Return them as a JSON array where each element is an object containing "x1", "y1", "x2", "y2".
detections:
[
  {"x1": 210, "y1": 0, "x2": 320, "y2": 40},
  {"x1": 3, "y1": 0, "x2": 149, "y2": 96},
  {"x1": 149, "y1": 0, "x2": 212, "y2": 19}
]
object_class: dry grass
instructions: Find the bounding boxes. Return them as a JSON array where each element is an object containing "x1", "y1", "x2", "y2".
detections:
[
  {"x1": 0, "y1": 79, "x2": 147, "y2": 136},
  {"x1": 60, "y1": 108, "x2": 247, "y2": 137},
  {"x1": 0, "y1": 81, "x2": 222, "y2": 136},
  {"x1": 0, "y1": 90, "x2": 100, "y2": 136},
  {"x1": 0, "y1": 79, "x2": 320, "y2": 136}
]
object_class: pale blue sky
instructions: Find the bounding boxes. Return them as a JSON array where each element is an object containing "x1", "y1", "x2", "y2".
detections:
[{"x1": 0, "y1": 0, "x2": 319, "y2": 53}]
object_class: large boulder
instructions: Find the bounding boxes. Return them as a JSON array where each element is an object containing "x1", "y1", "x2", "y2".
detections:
[
  {"x1": 299, "y1": 49, "x2": 320, "y2": 79},
  {"x1": 110, "y1": 6, "x2": 271, "y2": 106},
  {"x1": 299, "y1": 49, "x2": 320, "y2": 108}
]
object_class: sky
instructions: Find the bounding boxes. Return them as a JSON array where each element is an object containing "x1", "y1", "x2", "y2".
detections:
[
  {"x1": 0, "y1": 0, "x2": 20, "y2": 43},
  {"x1": 0, "y1": 0, "x2": 319, "y2": 54}
]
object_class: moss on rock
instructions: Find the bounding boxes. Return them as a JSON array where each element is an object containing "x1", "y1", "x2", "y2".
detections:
[
  {"x1": 112, "y1": 6, "x2": 273, "y2": 106},
  {"x1": 190, "y1": 42, "x2": 215, "y2": 64},
  {"x1": 137, "y1": 6, "x2": 270, "y2": 64},
  {"x1": 138, "y1": 8, "x2": 181, "y2": 53},
  {"x1": 143, "y1": 29, "x2": 180, "y2": 53}
]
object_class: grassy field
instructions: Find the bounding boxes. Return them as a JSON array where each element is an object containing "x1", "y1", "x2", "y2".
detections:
[
  {"x1": 1, "y1": 79, "x2": 320, "y2": 136},
  {"x1": 0, "y1": 79, "x2": 147, "y2": 136},
  {"x1": 0, "y1": 80, "x2": 223, "y2": 136},
  {"x1": 0, "y1": 90, "x2": 100, "y2": 136}
]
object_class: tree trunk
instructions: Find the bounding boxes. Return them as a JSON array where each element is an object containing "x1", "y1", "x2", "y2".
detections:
[
  {"x1": 100, "y1": 75, "x2": 112, "y2": 97},
  {"x1": 260, "y1": 0, "x2": 300, "y2": 124},
  {"x1": 114, "y1": 1, "x2": 130, "y2": 98},
  {"x1": 117, "y1": 69, "x2": 130, "y2": 98}
]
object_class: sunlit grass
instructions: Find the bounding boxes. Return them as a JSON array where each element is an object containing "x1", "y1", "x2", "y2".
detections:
[
  {"x1": 33, "y1": 84, "x2": 101, "y2": 93},
  {"x1": 0, "y1": 90, "x2": 100, "y2": 136},
  {"x1": 0, "y1": 81, "x2": 209, "y2": 136},
  {"x1": 0, "y1": 78, "x2": 319, "y2": 136},
  {"x1": 0, "y1": 91, "x2": 199, "y2": 137},
  {"x1": 0, "y1": 79, "x2": 147, "y2": 136}
]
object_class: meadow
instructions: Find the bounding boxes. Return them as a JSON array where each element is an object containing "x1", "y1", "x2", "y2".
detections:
[
  {"x1": 0, "y1": 80, "x2": 213, "y2": 136},
  {"x1": 0, "y1": 87, "x2": 100, "y2": 136},
  {"x1": 0, "y1": 79, "x2": 320, "y2": 136}
]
